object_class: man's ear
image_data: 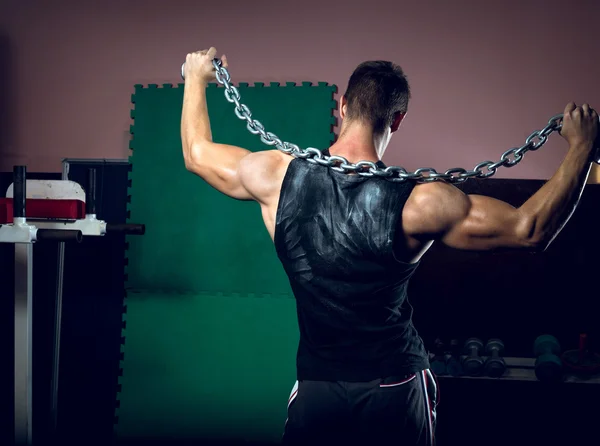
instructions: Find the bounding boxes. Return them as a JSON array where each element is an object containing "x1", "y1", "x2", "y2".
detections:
[
  {"x1": 391, "y1": 112, "x2": 406, "y2": 133},
  {"x1": 340, "y1": 95, "x2": 348, "y2": 119}
]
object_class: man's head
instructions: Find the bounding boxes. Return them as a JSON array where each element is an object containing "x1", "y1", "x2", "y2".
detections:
[{"x1": 339, "y1": 61, "x2": 411, "y2": 154}]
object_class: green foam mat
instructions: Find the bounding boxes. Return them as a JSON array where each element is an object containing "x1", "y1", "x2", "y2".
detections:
[
  {"x1": 115, "y1": 290, "x2": 299, "y2": 443},
  {"x1": 117, "y1": 81, "x2": 337, "y2": 442},
  {"x1": 126, "y1": 81, "x2": 337, "y2": 295}
]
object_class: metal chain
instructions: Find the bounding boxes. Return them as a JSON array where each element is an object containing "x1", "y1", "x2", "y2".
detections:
[{"x1": 182, "y1": 59, "x2": 565, "y2": 183}]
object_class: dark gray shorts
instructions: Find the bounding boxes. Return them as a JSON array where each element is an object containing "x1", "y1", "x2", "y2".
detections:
[{"x1": 282, "y1": 369, "x2": 438, "y2": 446}]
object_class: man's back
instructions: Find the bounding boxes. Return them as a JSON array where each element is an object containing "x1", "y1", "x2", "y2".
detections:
[
  {"x1": 274, "y1": 157, "x2": 430, "y2": 382},
  {"x1": 181, "y1": 48, "x2": 597, "y2": 444}
]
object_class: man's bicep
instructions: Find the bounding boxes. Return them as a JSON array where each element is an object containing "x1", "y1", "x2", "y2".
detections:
[
  {"x1": 184, "y1": 141, "x2": 254, "y2": 200},
  {"x1": 440, "y1": 194, "x2": 535, "y2": 251}
]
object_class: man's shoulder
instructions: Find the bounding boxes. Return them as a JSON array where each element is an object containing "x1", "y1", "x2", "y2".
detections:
[
  {"x1": 403, "y1": 180, "x2": 470, "y2": 236},
  {"x1": 409, "y1": 180, "x2": 461, "y2": 203},
  {"x1": 238, "y1": 150, "x2": 292, "y2": 203},
  {"x1": 243, "y1": 149, "x2": 291, "y2": 171}
]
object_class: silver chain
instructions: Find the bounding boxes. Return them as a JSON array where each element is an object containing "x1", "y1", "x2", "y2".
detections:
[{"x1": 182, "y1": 59, "x2": 565, "y2": 183}]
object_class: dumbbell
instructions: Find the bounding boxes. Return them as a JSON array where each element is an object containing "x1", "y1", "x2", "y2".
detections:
[
  {"x1": 444, "y1": 339, "x2": 464, "y2": 377},
  {"x1": 484, "y1": 339, "x2": 506, "y2": 378},
  {"x1": 534, "y1": 334, "x2": 563, "y2": 383},
  {"x1": 430, "y1": 338, "x2": 447, "y2": 376},
  {"x1": 462, "y1": 338, "x2": 485, "y2": 376}
]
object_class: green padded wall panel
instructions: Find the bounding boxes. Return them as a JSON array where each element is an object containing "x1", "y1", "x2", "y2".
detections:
[
  {"x1": 126, "y1": 82, "x2": 337, "y2": 295},
  {"x1": 115, "y1": 290, "x2": 298, "y2": 443},
  {"x1": 117, "y1": 81, "x2": 337, "y2": 443}
]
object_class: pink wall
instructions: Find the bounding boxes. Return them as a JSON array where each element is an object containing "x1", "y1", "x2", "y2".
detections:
[{"x1": 1, "y1": 0, "x2": 599, "y2": 179}]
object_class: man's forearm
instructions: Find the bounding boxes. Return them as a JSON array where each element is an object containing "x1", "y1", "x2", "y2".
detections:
[
  {"x1": 519, "y1": 143, "x2": 594, "y2": 249},
  {"x1": 181, "y1": 78, "x2": 211, "y2": 160}
]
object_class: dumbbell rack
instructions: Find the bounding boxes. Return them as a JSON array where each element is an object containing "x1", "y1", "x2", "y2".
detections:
[{"x1": 434, "y1": 356, "x2": 600, "y2": 384}]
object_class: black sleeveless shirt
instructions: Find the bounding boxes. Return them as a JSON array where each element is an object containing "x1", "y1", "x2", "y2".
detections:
[{"x1": 274, "y1": 155, "x2": 430, "y2": 382}]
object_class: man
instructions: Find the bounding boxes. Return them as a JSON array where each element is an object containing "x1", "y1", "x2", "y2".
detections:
[{"x1": 180, "y1": 47, "x2": 598, "y2": 445}]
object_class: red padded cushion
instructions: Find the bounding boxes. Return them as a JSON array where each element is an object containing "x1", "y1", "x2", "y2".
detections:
[{"x1": 0, "y1": 198, "x2": 86, "y2": 224}]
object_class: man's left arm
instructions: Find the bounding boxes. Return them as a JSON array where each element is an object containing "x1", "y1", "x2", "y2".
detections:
[{"x1": 181, "y1": 48, "x2": 254, "y2": 201}]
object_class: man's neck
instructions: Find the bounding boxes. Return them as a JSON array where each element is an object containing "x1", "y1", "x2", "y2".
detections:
[{"x1": 328, "y1": 124, "x2": 381, "y2": 163}]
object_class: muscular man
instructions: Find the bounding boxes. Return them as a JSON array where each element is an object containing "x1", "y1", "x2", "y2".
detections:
[{"x1": 181, "y1": 47, "x2": 598, "y2": 445}]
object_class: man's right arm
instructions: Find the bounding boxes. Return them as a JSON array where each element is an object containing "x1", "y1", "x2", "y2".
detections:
[{"x1": 404, "y1": 102, "x2": 598, "y2": 252}]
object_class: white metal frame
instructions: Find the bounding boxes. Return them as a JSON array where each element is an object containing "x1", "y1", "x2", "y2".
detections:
[
  {"x1": 14, "y1": 242, "x2": 33, "y2": 446},
  {"x1": 2, "y1": 159, "x2": 133, "y2": 444}
]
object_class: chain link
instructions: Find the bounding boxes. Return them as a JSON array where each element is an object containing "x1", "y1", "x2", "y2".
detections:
[{"x1": 182, "y1": 59, "x2": 566, "y2": 183}]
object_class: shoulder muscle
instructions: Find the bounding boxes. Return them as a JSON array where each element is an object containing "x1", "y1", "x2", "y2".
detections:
[
  {"x1": 239, "y1": 150, "x2": 289, "y2": 204},
  {"x1": 402, "y1": 181, "x2": 470, "y2": 239}
]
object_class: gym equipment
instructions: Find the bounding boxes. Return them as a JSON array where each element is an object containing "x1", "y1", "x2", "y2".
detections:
[
  {"x1": 483, "y1": 339, "x2": 507, "y2": 378},
  {"x1": 0, "y1": 166, "x2": 81, "y2": 446},
  {"x1": 4, "y1": 168, "x2": 145, "y2": 236},
  {"x1": 0, "y1": 165, "x2": 145, "y2": 446},
  {"x1": 430, "y1": 338, "x2": 447, "y2": 376},
  {"x1": 119, "y1": 81, "x2": 334, "y2": 442},
  {"x1": 534, "y1": 334, "x2": 563, "y2": 383},
  {"x1": 561, "y1": 333, "x2": 600, "y2": 376},
  {"x1": 462, "y1": 338, "x2": 485, "y2": 377},
  {"x1": 0, "y1": 167, "x2": 83, "y2": 243},
  {"x1": 444, "y1": 338, "x2": 463, "y2": 377},
  {"x1": 182, "y1": 57, "x2": 600, "y2": 184},
  {"x1": 116, "y1": 290, "x2": 298, "y2": 443}
]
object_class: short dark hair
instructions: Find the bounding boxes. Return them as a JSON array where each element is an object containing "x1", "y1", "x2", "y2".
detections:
[{"x1": 343, "y1": 61, "x2": 410, "y2": 135}]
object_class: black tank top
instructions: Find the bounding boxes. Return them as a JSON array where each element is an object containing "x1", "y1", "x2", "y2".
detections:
[{"x1": 274, "y1": 155, "x2": 430, "y2": 382}]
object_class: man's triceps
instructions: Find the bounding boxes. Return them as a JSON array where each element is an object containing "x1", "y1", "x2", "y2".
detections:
[
  {"x1": 185, "y1": 141, "x2": 255, "y2": 200},
  {"x1": 439, "y1": 194, "x2": 535, "y2": 251}
]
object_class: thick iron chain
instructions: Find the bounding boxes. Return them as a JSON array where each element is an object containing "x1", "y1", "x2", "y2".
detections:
[{"x1": 182, "y1": 59, "x2": 566, "y2": 183}]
